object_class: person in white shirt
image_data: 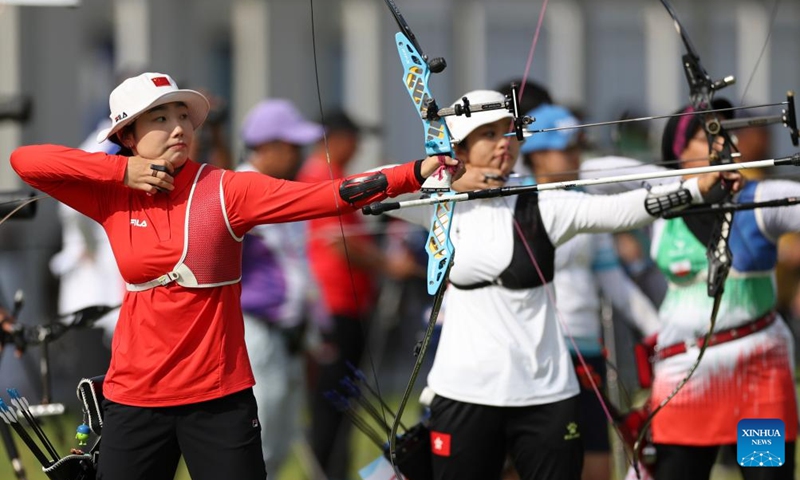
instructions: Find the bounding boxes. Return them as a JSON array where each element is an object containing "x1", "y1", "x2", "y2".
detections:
[
  {"x1": 586, "y1": 101, "x2": 799, "y2": 480},
  {"x1": 516, "y1": 103, "x2": 660, "y2": 480},
  {"x1": 387, "y1": 90, "x2": 739, "y2": 480}
]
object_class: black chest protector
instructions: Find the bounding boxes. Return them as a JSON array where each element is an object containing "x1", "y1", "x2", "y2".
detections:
[{"x1": 451, "y1": 193, "x2": 555, "y2": 290}]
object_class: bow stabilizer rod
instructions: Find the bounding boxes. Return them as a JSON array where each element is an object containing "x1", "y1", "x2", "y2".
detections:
[
  {"x1": 664, "y1": 196, "x2": 800, "y2": 218},
  {"x1": 363, "y1": 153, "x2": 800, "y2": 215}
]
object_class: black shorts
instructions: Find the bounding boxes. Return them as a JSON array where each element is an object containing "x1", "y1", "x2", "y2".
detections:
[
  {"x1": 571, "y1": 353, "x2": 611, "y2": 453},
  {"x1": 428, "y1": 394, "x2": 583, "y2": 480},
  {"x1": 97, "y1": 388, "x2": 266, "y2": 480}
]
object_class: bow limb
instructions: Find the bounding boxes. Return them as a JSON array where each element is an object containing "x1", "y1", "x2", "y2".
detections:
[
  {"x1": 379, "y1": 1, "x2": 459, "y2": 476},
  {"x1": 392, "y1": 30, "x2": 457, "y2": 296},
  {"x1": 386, "y1": 265, "x2": 450, "y2": 476}
]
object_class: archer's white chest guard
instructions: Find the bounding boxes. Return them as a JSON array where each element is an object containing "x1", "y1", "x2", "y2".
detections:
[{"x1": 126, "y1": 164, "x2": 243, "y2": 291}]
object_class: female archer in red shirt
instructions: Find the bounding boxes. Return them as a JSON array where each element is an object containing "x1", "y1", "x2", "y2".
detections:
[{"x1": 10, "y1": 72, "x2": 460, "y2": 480}]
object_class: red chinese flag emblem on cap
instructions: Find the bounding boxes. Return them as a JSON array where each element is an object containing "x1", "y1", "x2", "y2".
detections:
[
  {"x1": 151, "y1": 77, "x2": 171, "y2": 87},
  {"x1": 430, "y1": 431, "x2": 451, "y2": 457}
]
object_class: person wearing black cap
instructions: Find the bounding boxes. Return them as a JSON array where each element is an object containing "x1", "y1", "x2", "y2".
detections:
[
  {"x1": 316, "y1": 110, "x2": 363, "y2": 167},
  {"x1": 641, "y1": 101, "x2": 800, "y2": 480},
  {"x1": 659, "y1": 98, "x2": 734, "y2": 169}
]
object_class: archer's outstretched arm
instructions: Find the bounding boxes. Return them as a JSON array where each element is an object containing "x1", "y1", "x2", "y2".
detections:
[
  {"x1": 539, "y1": 179, "x2": 702, "y2": 247},
  {"x1": 755, "y1": 180, "x2": 800, "y2": 237}
]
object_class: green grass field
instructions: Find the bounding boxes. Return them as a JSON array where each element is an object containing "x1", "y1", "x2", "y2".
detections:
[
  {"x1": 0, "y1": 396, "x2": 794, "y2": 480},
  {"x1": 0, "y1": 398, "x2": 415, "y2": 480}
]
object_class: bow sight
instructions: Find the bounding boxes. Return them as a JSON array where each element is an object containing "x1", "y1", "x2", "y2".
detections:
[
  {"x1": 432, "y1": 84, "x2": 533, "y2": 142},
  {"x1": 719, "y1": 91, "x2": 799, "y2": 147},
  {"x1": 384, "y1": 0, "x2": 529, "y2": 145}
]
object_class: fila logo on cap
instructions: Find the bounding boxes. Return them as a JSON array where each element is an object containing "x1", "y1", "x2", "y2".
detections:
[
  {"x1": 114, "y1": 112, "x2": 128, "y2": 123},
  {"x1": 151, "y1": 76, "x2": 171, "y2": 87}
]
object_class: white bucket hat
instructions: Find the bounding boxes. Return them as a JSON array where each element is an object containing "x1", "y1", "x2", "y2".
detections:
[
  {"x1": 444, "y1": 90, "x2": 513, "y2": 144},
  {"x1": 96, "y1": 72, "x2": 210, "y2": 144}
]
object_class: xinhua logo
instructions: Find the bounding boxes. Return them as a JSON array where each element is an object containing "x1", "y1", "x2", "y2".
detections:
[{"x1": 737, "y1": 418, "x2": 785, "y2": 467}]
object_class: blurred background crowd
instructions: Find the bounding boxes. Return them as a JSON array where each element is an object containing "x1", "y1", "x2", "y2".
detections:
[{"x1": 1, "y1": 0, "x2": 800, "y2": 479}]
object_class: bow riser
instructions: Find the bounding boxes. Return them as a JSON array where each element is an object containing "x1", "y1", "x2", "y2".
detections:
[
  {"x1": 426, "y1": 203, "x2": 455, "y2": 294},
  {"x1": 394, "y1": 30, "x2": 456, "y2": 295},
  {"x1": 395, "y1": 32, "x2": 455, "y2": 191}
]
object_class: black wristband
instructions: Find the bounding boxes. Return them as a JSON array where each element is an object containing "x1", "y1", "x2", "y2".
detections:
[{"x1": 413, "y1": 159, "x2": 425, "y2": 186}]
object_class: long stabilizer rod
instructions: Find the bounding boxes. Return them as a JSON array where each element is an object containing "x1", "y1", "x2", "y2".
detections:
[{"x1": 364, "y1": 154, "x2": 800, "y2": 215}]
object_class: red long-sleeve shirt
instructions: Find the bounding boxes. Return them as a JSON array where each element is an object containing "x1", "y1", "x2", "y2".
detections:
[{"x1": 11, "y1": 145, "x2": 421, "y2": 407}]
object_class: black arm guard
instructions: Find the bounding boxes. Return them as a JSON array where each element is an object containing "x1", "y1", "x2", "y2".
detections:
[
  {"x1": 645, "y1": 188, "x2": 693, "y2": 217},
  {"x1": 339, "y1": 171, "x2": 389, "y2": 205}
]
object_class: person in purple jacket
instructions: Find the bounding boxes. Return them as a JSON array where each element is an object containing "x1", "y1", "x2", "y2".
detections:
[{"x1": 237, "y1": 99, "x2": 331, "y2": 476}]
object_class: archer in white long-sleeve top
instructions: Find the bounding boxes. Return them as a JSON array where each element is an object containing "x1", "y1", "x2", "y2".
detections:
[
  {"x1": 386, "y1": 90, "x2": 740, "y2": 480},
  {"x1": 511, "y1": 103, "x2": 660, "y2": 480}
]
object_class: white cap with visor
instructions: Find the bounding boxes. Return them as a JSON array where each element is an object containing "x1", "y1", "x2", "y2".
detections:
[{"x1": 96, "y1": 72, "x2": 210, "y2": 144}]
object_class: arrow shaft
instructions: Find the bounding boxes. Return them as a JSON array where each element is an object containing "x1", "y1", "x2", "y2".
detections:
[
  {"x1": 366, "y1": 155, "x2": 800, "y2": 214},
  {"x1": 0, "y1": 409, "x2": 50, "y2": 467},
  {"x1": 14, "y1": 396, "x2": 58, "y2": 461}
]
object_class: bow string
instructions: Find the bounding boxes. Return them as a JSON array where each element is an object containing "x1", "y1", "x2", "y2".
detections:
[
  {"x1": 366, "y1": 2, "x2": 799, "y2": 479},
  {"x1": 633, "y1": 0, "x2": 750, "y2": 472},
  {"x1": 306, "y1": 1, "x2": 800, "y2": 478},
  {"x1": 377, "y1": 1, "x2": 535, "y2": 475},
  {"x1": 379, "y1": 1, "x2": 460, "y2": 475}
]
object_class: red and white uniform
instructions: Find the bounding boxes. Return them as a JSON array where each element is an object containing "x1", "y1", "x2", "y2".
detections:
[{"x1": 11, "y1": 145, "x2": 421, "y2": 407}]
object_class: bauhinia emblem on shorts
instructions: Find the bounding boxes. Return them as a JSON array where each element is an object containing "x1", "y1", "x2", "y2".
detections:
[
  {"x1": 430, "y1": 430, "x2": 451, "y2": 457},
  {"x1": 564, "y1": 422, "x2": 581, "y2": 441}
]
